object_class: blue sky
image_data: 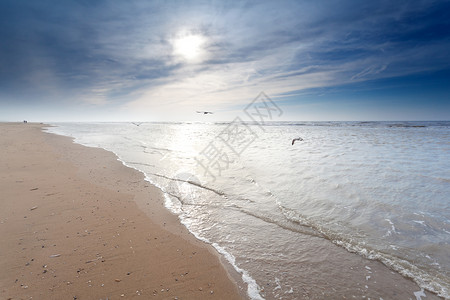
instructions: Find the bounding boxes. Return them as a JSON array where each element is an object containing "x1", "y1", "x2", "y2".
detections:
[{"x1": 0, "y1": 0, "x2": 449, "y2": 122}]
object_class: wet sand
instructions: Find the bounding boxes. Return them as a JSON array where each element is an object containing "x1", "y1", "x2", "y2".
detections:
[{"x1": 0, "y1": 123, "x2": 244, "y2": 299}]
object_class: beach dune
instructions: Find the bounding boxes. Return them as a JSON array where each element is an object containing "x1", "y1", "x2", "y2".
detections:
[{"x1": 0, "y1": 123, "x2": 243, "y2": 299}]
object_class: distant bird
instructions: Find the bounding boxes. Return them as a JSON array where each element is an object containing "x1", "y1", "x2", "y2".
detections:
[
  {"x1": 292, "y1": 137, "x2": 303, "y2": 145},
  {"x1": 196, "y1": 111, "x2": 213, "y2": 115},
  {"x1": 131, "y1": 122, "x2": 143, "y2": 126}
]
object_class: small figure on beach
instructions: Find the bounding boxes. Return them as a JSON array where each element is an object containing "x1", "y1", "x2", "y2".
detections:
[
  {"x1": 292, "y1": 137, "x2": 303, "y2": 145},
  {"x1": 23, "y1": 120, "x2": 27, "y2": 123},
  {"x1": 196, "y1": 111, "x2": 213, "y2": 114}
]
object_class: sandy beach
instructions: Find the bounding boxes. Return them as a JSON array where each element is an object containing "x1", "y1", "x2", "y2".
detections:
[{"x1": 0, "y1": 123, "x2": 243, "y2": 299}]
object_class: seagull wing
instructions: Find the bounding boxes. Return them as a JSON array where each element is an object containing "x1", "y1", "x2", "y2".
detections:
[
  {"x1": 292, "y1": 137, "x2": 303, "y2": 145},
  {"x1": 197, "y1": 111, "x2": 214, "y2": 114}
]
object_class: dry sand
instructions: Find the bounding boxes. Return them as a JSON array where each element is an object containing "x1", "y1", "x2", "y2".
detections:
[{"x1": 0, "y1": 123, "x2": 244, "y2": 299}]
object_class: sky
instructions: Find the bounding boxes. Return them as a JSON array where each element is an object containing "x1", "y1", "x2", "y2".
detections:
[{"x1": 0, "y1": 0, "x2": 449, "y2": 122}]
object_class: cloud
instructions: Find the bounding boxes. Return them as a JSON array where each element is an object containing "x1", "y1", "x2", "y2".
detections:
[
  {"x1": 351, "y1": 65, "x2": 388, "y2": 81},
  {"x1": 1, "y1": 0, "x2": 449, "y2": 121}
]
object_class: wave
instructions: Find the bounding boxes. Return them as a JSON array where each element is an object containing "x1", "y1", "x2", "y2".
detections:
[
  {"x1": 139, "y1": 170, "x2": 226, "y2": 197},
  {"x1": 159, "y1": 183, "x2": 265, "y2": 300},
  {"x1": 158, "y1": 169, "x2": 449, "y2": 298},
  {"x1": 161, "y1": 171, "x2": 449, "y2": 298},
  {"x1": 277, "y1": 205, "x2": 449, "y2": 299}
]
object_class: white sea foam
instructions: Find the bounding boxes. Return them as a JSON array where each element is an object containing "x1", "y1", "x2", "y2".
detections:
[
  {"x1": 414, "y1": 288, "x2": 426, "y2": 300},
  {"x1": 212, "y1": 243, "x2": 264, "y2": 300}
]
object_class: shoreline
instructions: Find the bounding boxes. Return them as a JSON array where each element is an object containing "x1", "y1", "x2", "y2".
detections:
[
  {"x1": 0, "y1": 123, "x2": 245, "y2": 299},
  {"x1": 2, "y1": 122, "x2": 445, "y2": 300}
]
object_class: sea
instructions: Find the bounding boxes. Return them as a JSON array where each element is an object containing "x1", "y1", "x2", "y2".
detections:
[{"x1": 46, "y1": 121, "x2": 449, "y2": 299}]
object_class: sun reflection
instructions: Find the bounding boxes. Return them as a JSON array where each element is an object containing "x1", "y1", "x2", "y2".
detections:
[{"x1": 166, "y1": 123, "x2": 201, "y2": 156}]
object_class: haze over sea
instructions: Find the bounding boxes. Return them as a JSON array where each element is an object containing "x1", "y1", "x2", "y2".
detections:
[{"x1": 47, "y1": 120, "x2": 450, "y2": 299}]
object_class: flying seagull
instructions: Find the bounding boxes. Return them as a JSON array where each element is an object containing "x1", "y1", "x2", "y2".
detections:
[
  {"x1": 131, "y1": 122, "x2": 143, "y2": 126},
  {"x1": 292, "y1": 137, "x2": 303, "y2": 145},
  {"x1": 196, "y1": 111, "x2": 213, "y2": 114}
]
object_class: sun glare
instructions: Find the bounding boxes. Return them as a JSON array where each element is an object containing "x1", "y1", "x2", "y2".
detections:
[{"x1": 173, "y1": 33, "x2": 205, "y2": 62}]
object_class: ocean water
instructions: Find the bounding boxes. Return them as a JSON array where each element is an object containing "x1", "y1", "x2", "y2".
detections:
[{"x1": 46, "y1": 121, "x2": 450, "y2": 299}]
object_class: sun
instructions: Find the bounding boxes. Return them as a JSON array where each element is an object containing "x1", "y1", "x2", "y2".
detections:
[{"x1": 173, "y1": 33, "x2": 206, "y2": 62}]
